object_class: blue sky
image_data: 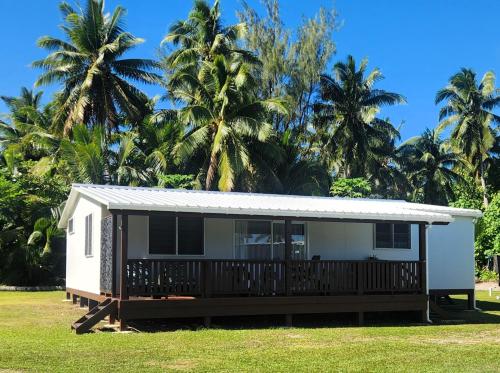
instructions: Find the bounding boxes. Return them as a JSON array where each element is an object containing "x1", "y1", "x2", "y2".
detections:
[{"x1": 0, "y1": 0, "x2": 499, "y2": 140}]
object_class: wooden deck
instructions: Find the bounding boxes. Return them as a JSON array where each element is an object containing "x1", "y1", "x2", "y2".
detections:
[
  {"x1": 118, "y1": 294, "x2": 428, "y2": 321},
  {"x1": 67, "y1": 258, "x2": 427, "y2": 330},
  {"x1": 111, "y1": 259, "x2": 426, "y2": 326}
]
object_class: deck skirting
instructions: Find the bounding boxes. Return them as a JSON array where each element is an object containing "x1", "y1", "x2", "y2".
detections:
[{"x1": 118, "y1": 294, "x2": 428, "y2": 320}]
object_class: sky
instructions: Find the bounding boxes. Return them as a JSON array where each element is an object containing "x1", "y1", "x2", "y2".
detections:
[{"x1": 0, "y1": 0, "x2": 499, "y2": 140}]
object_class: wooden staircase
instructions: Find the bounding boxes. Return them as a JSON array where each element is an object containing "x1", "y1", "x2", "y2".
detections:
[{"x1": 72, "y1": 298, "x2": 117, "y2": 334}]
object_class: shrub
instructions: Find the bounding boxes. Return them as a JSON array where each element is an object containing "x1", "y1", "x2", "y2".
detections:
[
  {"x1": 476, "y1": 267, "x2": 499, "y2": 282},
  {"x1": 330, "y1": 178, "x2": 372, "y2": 198}
]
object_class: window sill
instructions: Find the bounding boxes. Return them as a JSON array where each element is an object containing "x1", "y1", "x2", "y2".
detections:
[{"x1": 374, "y1": 247, "x2": 411, "y2": 251}]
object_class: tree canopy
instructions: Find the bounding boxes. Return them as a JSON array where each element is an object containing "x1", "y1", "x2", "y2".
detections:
[{"x1": 0, "y1": 0, "x2": 498, "y2": 284}]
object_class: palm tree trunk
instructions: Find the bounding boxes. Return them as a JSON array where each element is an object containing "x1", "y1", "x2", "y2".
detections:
[
  {"x1": 205, "y1": 151, "x2": 218, "y2": 190},
  {"x1": 479, "y1": 161, "x2": 489, "y2": 207}
]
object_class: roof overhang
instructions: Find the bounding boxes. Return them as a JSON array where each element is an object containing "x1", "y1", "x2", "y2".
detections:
[{"x1": 57, "y1": 184, "x2": 468, "y2": 229}]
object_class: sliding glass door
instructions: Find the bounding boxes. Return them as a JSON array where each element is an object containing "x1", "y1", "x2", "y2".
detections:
[
  {"x1": 235, "y1": 220, "x2": 306, "y2": 260},
  {"x1": 272, "y1": 222, "x2": 306, "y2": 260},
  {"x1": 235, "y1": 221, "x2": 272, "y2": 259}
]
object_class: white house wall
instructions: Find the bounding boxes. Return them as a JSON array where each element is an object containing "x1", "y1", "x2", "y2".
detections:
[
  {"x1": 307, "y1": 222, "x2": 419, "y2": 261},
  {"x1": 67, "y1": 207, "x2": 475, "y2": 294},
  {"x1": 123, "y1": 218, "x2": 420, "y2": 261},
  {"x1": 65, "y1": 195, "x2": 102, "y2": 294},
  {"x1": 427, "y1": 216, "x2": 475, "y2": 290}
]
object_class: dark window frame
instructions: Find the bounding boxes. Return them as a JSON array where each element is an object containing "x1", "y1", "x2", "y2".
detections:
[
  {"x1": 374, "y1": 223, "x2": 411, "y2": 249},
  {"x1": 148, "y1": 215, "x2": 205, "y2": 256}
]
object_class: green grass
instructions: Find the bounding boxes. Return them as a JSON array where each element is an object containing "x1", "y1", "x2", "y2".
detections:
[{"x1": 0, "y1": 291, "x2": 499, "y2": 372}]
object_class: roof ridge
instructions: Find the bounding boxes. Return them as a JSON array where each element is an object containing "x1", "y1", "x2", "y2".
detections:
[{"x1": 72, "y1": 183, "x2": 407, "y2": 203}]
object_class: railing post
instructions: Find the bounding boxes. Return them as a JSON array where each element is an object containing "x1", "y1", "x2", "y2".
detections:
[
  {"x1": 202, "y1": 261, "x2": 211, "y2": 298},
  {"x1": 357, "y1": 262, "x2": 364, "y2": 295},
  {"x1": 285, "y1": 219, "x2": 292, "y2": 296}
]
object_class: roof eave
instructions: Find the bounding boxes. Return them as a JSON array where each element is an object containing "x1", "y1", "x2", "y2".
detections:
[{"x1": 108, "y1": 203, "x2": 453, "y2": 224}]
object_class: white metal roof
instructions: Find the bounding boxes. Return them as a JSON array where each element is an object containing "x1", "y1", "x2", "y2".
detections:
[{"x1": 58, "y1": 184, "x2": 482, "y2": 228}]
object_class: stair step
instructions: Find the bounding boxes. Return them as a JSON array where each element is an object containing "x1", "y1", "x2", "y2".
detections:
[{"x1": 71, "y1": 299, "x2": 117, "y2": 334}]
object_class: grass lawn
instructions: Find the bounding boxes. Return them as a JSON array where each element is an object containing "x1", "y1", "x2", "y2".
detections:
[{"x1": 0, "y1": 291, "x2": 499, "y2": 372}]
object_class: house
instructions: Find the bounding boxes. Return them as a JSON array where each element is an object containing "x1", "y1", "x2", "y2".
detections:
[{"x1": 58, "y1": 184, "x2": 482, "y2": 333}]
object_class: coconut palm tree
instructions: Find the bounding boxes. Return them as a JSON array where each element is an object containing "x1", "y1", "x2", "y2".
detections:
[
  {"x1": 170, "y1": 53, "x2": 287, "y2": 191},
  {"x1": 136, "y1": 109, "x2": 183, "y2": 179},
  {"x1": 435, "y1": 68, "x2": 500, "y2": 206},
  {"x1": 162, "y1": 0, "x2": 250, "y2": 71},
  {"x1": 0, "y1": 89, "x2": 60, "y2": 175},
  {"x1": 365, "y1": 120, "x2": 409, "y2": 198},
  {"x1": 313, "y1": 55, "x2": 406, "y2": 178},
  {"x1": 59, "y1": 124, "x2": 147, "y2": 185},
  {"x1": 398, "y1": 129, "x2": 463, "y2": 205},
  {"x1": 33, "y1": 0, "x2": 161, "y2": 136},
  {"x1": 242, "y1": 131, "x2": 330, "y2": 195}
]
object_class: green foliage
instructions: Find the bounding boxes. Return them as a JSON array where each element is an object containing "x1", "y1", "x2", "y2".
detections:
[
  {"x1": 476, "y1": 267, "x2": 499, "y2": 282},
  {"x1": 33, "y1": 0, "x2": 160, "y2": 135},
  {"x1": 475, "y1": 193, "x2": 500, "y2": 265},
  {"x1": 0, "y1": 0, "x2": 499, "y2": 286},
  {"x1": 0, "y1": 168, "x2": 69, "y2": 285},
  {"x1": 238, "y1": 0, "x2": 336, "y2": 133},
  {"x1": 330, "y1": 178, "x2": 372, "y2": 198},
  {"x1": 168, "y1": 53, "x2": 287, "y2": 191},
  {"x1": 314, "y1": 56, "x2": 406, "y2": 181},
  {"x1": 157, "y1": 174, "x2": 195, "y2": 189},
  {"x1": 398, "y1": 129, "x2": 462, "y2": 205},
  {"x1": 435, "y1": 68, "x2": 499, "y2": 206},
  {"x1": 450, "y1": 174, "x2": 484, "y2": 210}
]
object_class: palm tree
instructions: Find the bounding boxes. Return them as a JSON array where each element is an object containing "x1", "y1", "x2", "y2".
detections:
[
  {"x1": 33, "y1": 0, "x2": 161, "y2": 136},
  {"x1": 435, "y1": 68, "x2": 500, "y2": 206},
  {"x1": 136, "y1": 109, "x2": 183, "y2": 179},
  {"x1": 243, "y1": 131, "x2": 330, "y2": 195},
  {"x1": 0, "y1": 88, "x2": 43, "y2": 124},
  {"x1": 162, "y1": 0, "x2": 250, "y2": 71},
  {"x1": 314, "y1": 55, "x2": 406, "y2": 178},
  {"x1": 0, "y1": 88, "x2": 60, "y2": 175},
  {"x1": 365, "y1": 120, "x2": 409, "y2": 198},
  {"x1": 170, "y1": 53, "x2": 287, "y2": 191},
  {"x1": 28, "y1": 210, "x2": 64, "y2": 256},
  {"x1": 398, "y1": 129, "x2": 462, "y2": 205},
  {"x1": 59, "y1": 124, "x2": 147, "y2": 185}
]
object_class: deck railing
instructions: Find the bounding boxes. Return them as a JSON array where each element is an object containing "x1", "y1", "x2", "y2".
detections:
[{"x1": 125, "y1": 259, "x2": 423, "y2": 298}]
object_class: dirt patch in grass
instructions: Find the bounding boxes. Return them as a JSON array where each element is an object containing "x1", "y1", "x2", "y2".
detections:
[
  {"x1": 145, "y1": 359, "x2": 198, "y2": 371},
  {"x1": 475, "y1": 281, "x2": 500, "y2": 291}
]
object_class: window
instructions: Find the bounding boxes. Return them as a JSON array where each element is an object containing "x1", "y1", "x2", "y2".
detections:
[
  {"x1": 149, "y1": 216, "x2": 176, "y2": 254},
  {"x1": 235, "y1": 221, "x2": 271, "y2": 259},
  {"x1": 178, "y1": 217, "x2": 204, "y2": 255},
  {"x1": 148, "y1": 216, "x2": 204, "y2": 255},
  {"x1": 375, "y1": 223, "x2": 410, "y2": 249},
  {"x1": 235, "y1": 220, "x2": 306, "y2": 260},
  {"x1": 272, "y1": 222, "x2": 306, "y2": 260},
  {"x1": 68, "y1": 218, "x2": 74, "y2": 234},
  {"x1": 84, "y1": 214, "x2": 93, "y2": 256}
]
